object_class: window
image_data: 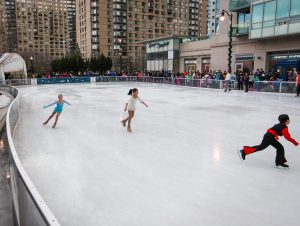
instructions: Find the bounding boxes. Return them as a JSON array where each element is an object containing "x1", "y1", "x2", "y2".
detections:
[
  {"x1": 263, "y1": 1, "x2": 275, "y2": 22},
  {"x1": 263, "y1": 0, "x2": 275, "y2": 30},
  {"x1": 252, "y1": 4, "x2": 263, "y2": 24},
  {"x1": 238, "y1": 13, "x2": 251, "y2": 25},
  {"x1": 290, "y1": 0, "x2": 300, "y2": 16},
  {"x1": 252, "y1": 3, "x2": 263, "y2": 29},
  {"x1": 276, "y1": 0, "x2": 289, "y2": 19}
]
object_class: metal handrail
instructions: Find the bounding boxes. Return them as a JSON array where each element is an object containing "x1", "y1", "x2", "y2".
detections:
[{"x1": 6, "y1": 86, "x2": 60, "y2": 226}]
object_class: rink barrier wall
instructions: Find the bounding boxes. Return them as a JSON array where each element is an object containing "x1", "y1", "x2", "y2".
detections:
[
  {"x1": 3, "y1": 77, "x2": 298, "y2": 94},
  {"x1": 5, "y1": 86, "x2": 60, "y2": 226}
]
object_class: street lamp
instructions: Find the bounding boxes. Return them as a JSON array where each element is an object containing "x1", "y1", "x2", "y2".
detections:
[
  {"x1": 220, "y1": 9, "x2": 233, "y2": 73},
  {"x1": 30, "y1": 56, "x2": 34, "y2": 74}
]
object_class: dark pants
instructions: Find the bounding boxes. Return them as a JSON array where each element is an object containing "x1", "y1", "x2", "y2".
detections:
[
  {"x1": 244, "y1": 133, "x2": 286, "y2": 165},
  {"x1": 238, "y1": 82, "x2": 243, "y2": 90},
  {"x1": 297, "y1": 85, "x2": 300, "y2": 96},
  {"x1": 244, "y1": 81, "x2": 249, "y2": 92}
]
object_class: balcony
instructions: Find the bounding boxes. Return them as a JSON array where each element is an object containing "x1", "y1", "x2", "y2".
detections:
[
  {"x1": 229, "y1": 0, "x2": 250, "y2": 12},
  {"x1": 232, "y1": 23, "x2": 249, "y2": 36}
]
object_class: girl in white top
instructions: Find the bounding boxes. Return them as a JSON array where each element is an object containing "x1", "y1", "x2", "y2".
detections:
[{"x1": 121, "y1": 88, "x2": 148, "y2": 133}]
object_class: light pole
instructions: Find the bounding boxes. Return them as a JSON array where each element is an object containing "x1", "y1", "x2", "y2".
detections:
[
  {"x1": 30, "y1": 56, "x2": 34, "y2": 75},
  {"x1": 220, "y1": 9, "x2": 233, "y2": 73}
]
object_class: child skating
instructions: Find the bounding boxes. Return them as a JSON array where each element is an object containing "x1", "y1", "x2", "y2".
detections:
[
  {"x1": 239, "y1": 114, "x2": 299, "y2": 168},
  {"x1": 121, "y1": 88, "x2": 148, "y2": 133},
  {"x1": 43, "y1": 94, "x2": 71, "y2": 128}
]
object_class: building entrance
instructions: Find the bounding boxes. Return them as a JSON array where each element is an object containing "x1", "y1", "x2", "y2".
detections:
[{"x1": 269, "y1": 52, "x2": 300, "y2": 76}]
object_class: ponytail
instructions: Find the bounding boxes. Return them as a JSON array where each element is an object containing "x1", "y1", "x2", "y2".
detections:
[
  {"x1": 128, "y1": 89, "x2": 133, "y2": 95},
  {"x1": 127, "y1": 88, "x2": 138, "y2": 96}
]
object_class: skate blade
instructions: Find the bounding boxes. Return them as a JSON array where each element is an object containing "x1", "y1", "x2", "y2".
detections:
[
  {"x1": 237, "y1": 149, "x2": 243, "y2": 161},
  {"x1": 275, "y1": 166, "x2": 289, "y2": 170}
]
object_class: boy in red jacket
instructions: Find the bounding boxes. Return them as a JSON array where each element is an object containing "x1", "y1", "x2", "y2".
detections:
[{"x1": 239, "y1": 114, "x2": 298, "y2": 168}]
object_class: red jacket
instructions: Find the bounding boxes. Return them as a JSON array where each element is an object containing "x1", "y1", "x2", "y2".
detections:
[
  {"x1": 267, "y1": 123, "x2": 299, "y2": 146},
  {"x1": 297, "y1": 75, "x2": 300, "y2": 85}
]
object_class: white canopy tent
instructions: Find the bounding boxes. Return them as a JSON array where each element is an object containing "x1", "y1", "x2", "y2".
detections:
[{"x1": 0, "y1": 53, "x2": 27, "y2": 81}]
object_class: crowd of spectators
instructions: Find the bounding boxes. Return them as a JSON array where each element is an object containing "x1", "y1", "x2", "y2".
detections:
[{"x1": 39, "y1": 68, "x2": 299, "y2": 85}]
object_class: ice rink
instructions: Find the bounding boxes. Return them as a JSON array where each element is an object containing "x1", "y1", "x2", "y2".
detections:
[{"x1": 14, "y1": 83, "x2": 300, "y2": 226}]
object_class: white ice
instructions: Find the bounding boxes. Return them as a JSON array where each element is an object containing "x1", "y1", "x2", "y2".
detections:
[{"x1": 14, "y1": 83, "x2": 300, "y2": 226}]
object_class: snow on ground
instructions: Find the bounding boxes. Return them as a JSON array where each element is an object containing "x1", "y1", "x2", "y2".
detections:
[{"x1": 14, "y1": 83, "x2": 300, "y2": 226}]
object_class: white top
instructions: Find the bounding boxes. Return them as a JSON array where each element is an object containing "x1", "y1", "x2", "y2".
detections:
[
  {"x1": 127, "y1": 96, "x2": 142, "y2": 111},
  {"x1": 225, "y1": 73, "x2": 231, "y2": 81}
]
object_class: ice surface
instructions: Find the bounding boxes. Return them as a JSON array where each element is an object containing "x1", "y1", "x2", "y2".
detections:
[{"x1": 14, "y1": 83, "x2": 300, "y2": 226}]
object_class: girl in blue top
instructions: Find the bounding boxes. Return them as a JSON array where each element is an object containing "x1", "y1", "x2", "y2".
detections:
[{"x1": 43, "y1": 94, "x2": 71, "y2": 128}]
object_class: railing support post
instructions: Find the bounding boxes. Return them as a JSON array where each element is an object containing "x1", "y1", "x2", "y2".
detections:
[{"x1": 279, "y1": 82, "x2": 282, "y2": 93}]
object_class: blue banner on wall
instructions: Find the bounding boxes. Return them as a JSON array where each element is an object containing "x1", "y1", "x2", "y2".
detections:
[{"x1": 37, "y1": 77, "x2": 91, "y2": 84}]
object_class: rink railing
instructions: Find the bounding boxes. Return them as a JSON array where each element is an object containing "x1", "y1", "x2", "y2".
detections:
[
  {"x1": 5, "y1": 86, "x2": 60, "y2": 225},
  {"x1": 4, "y1": 76, "x2": 298, "y2": 94}
]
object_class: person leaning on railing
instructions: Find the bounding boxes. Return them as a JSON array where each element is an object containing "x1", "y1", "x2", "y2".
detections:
[{"x1": 296, "y1": 72, "x2": 300, "y2": 98}]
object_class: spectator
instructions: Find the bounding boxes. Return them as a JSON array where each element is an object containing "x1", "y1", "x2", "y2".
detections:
[
  {"x1": 249, "y1": 73, "x2": 254, "y2": 89},
  {"x1": 296, "y1": 72, "x2": 300, "y2": 97},
  {"x1": 244, "y1": 73, "x2": 249, "y2": 92},
  {"x1": 224, "y1": 71, "x2": 231, "y2": 92}
]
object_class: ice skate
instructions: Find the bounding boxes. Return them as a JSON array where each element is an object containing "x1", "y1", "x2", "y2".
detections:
[
  {"x1": 239, "y1": 149, "x2": 246, "y2": 160},
  {"x1": 276, "y1": 163, "x2": 289, "y2": 169},
  {"x1": 43, "y1": 121, "x2": 48, "y2": 125},
  {"x1": 127, "y1": 127, "x2": 132, "y2": 133},
  {"x1": 120, "y1": 120, "x2": 126, "y2": 128}
]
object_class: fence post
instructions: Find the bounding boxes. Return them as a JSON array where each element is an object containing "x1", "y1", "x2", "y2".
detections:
[
  {"x1": 219, "y1": 80, "x2": 223, "y2": 89},
  {"x1": 90, "y1": 77, "x2": 96, "y2": 83},
  {"x1": 279, "y1": 82, "x2": 282, "y2": 93},
  {"x1": 185, "y1": 78, "x2": 187, "y2": 86},
  {"x1": 31, "y1": 78, "x2": 38, "y2": 85}
]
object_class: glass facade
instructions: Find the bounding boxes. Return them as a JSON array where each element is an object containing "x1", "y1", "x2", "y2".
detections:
[
  {"x1": 276, "y1": 0, "x2": 289, "y2": 19},
  {"x1": 229, "y1": 0, "x2": 251, "y2": 12},
  {"x1": 291, "y1": 0, "x2": 300, "y2": 17},
  {"x1": 232, "y1": 12, "x2": 250, "y2": 36},
  {"x1": 146, "y1": 39, "x2": 180, "y2": 72},
  {"x1": 250, "y1": 0, "x2": 300, "y2": 39}
]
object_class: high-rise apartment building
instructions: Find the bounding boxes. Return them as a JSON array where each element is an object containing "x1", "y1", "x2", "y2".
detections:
[
  {"x1": 199, "y1": 0, "x2": 208, "y2": 37},
  {"x1": 189, "y1": 0, "x2": 208, "y2": 37},
  {"x1": 207, "y1": 0, "x2": 220, "y2": 36},
  {"x1": 0, "y1": 0, "x2": 17, "y2": 53},
  {"x1": 0, "y1": 0, "x2": 76, "y2": 70},
  {"x1": 67, "y1": 0, "x2": 76, "y2": 52},
  {"x1": 76, "y1": 0, "x2": 209, "y2": 71},
  {"x1": 0, "y1": 0, "x2": 4, "y2": 53}
]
